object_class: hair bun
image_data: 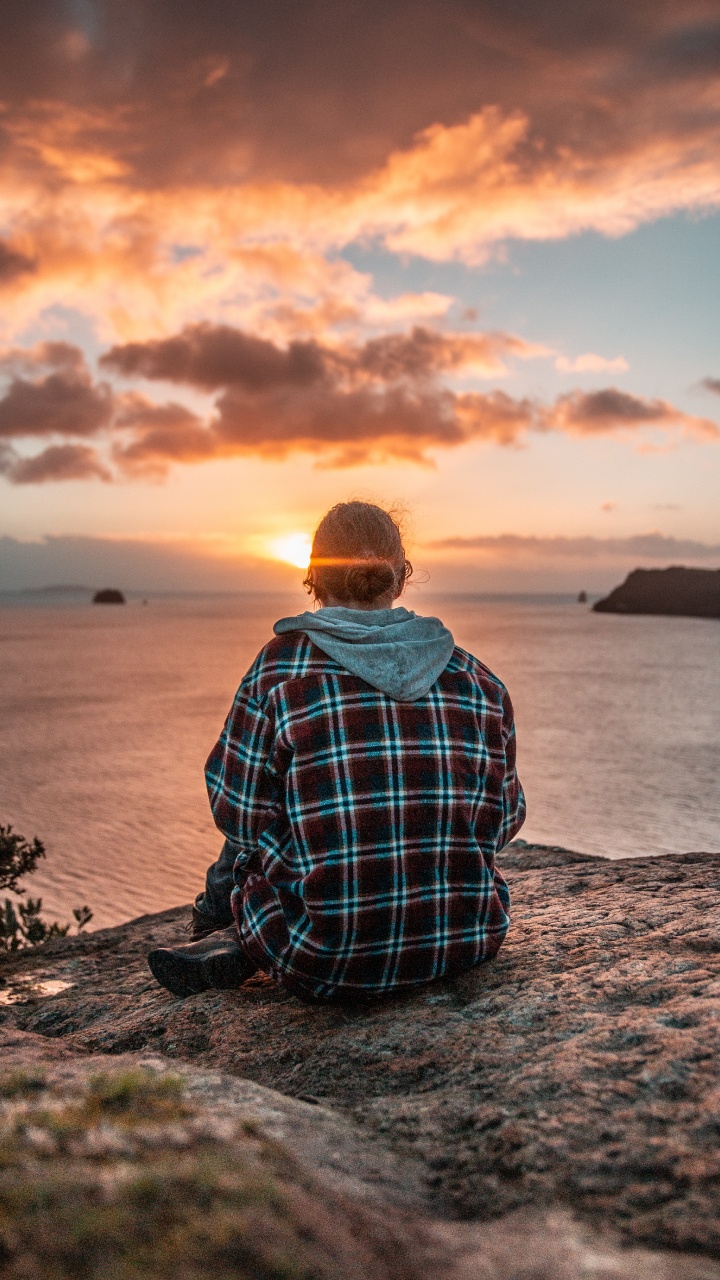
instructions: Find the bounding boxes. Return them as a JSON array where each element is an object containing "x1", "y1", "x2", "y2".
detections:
[
  {"x1": 304, "y1": 501, "x2": 412, "y2": 604},
  {"x1": 344, "y1": 561, "x2": 396, "y2": 603}
]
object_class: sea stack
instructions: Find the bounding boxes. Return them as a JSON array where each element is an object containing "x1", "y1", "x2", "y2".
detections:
[
  {"x1": 92, "y1": 588, "x2": 126, "y2": 605},
  {"x1": 593, "y1": 566, "x2": 720, "y2": 618}
]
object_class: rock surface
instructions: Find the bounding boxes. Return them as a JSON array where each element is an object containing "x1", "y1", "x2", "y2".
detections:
[
  {"x1": 593, "y1": 566, "x2": 720, "y2": 617},
  {"x1": 2, "y1": 841, "x2": 720, "y2": 1279}
]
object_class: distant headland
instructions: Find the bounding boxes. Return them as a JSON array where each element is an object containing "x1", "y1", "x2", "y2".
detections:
[{"x1": 594, "y1": 566, "x2": 720, "y2": 618}]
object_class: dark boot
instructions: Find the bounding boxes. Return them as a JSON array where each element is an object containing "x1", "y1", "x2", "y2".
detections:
[
  {"x1": 147, "y1": 926, "x2": 257, "y2": 998},
  {"x1": 187, "y1": 904, "x2": 229, "y2": 941}
]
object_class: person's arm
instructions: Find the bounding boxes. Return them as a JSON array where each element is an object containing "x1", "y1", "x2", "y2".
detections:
[
  {"x1": 495, "y1": 686, "x2": 526, "y2": 853},
  {"x1": 204, "y1": 686, "x2": 283, "y2": 875}
]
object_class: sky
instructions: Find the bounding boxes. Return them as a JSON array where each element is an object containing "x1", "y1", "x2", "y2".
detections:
[{"x1": 1, "y1": 0, "x2": 719, "y2": 593}]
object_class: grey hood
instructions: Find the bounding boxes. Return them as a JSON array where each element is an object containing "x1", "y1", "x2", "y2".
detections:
[{"x1": 273, "y1": 606, "x2": 455, "y2": 702}]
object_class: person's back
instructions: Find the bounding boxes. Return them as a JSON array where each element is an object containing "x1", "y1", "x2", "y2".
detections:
[
  {"x1": 206, "y1": 613, "x2": 522, "y2": 999},
  {"x1": 149, "y1": 502, "x2": 525, "y2": 1002}
]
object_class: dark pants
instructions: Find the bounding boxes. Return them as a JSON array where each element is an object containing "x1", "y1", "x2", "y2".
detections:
[
  {"x1": 193, "y1": 840, "x2": 392, "y2": 1002},
  {"x1": 194, "y1": 839, "x2": 237, "y2": 931}
]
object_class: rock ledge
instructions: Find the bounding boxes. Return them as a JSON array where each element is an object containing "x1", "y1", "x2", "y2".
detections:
[{"x1": 2, "y1": 841, "x2": 720, "y2": 1279}]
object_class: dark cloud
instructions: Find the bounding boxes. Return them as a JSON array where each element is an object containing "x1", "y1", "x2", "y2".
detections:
[
  {"x1": 10, "y1": 326, "x2": 527, "y2": 473},
  {"x1": 456, "y1": 390, "x2": 537, "y2": 445},
  {"x1": 554, "y1": 388, "x2": 675, "y2": 426},
  {"x1": 0, "y1": 341, "x2": 88, "y2": 375},
  {"x1": 356, "y1": 328, "x2": 528, "y2": 380},
  {"x1": 108, "y1": 377, "x2": 719, "y2": 473},
  {"x1": 647, "y1": 20, "x2": 720, "y2": 75},
  {"x1": 427, "y1": 532, "x2": 720, "y2": 560},
  {"x1": 112, "y1": 399, "x2": 213, "y2": 475},
  {"x1": 7, "y1": 444, "x2": 112, "y2": 484},
  {"x1": 359, "y1": 330, "x2": 445, "y2": 381},
  {"x1": 115, "y1": 397, "x2": 205, "y2": 433},
  {"x1": 101, "y1": 324, "x2": 542, "y2": 467},
  {"x1": 212, "y1": 384, "x2": 464, "y2": 466},
  {"x1": 1, "y1": 0, "x2": 719, "y2": 190},
  {"x1": 0, "y1": 241, "x2": 37, "y2": 284},
  {"x1": 1, "y1": 327, "x2": 717, "y2": 480},
  {"x1": 101, "y1": 325, "x2": 328, "y2": 392},
  {"x1": 701, "y1": 377, "x2": 720, "y2": 395},
  {"x1": 0, "y1": 347, "x2": 114, "y2": 438},
  {"x1": 547, "y1": 388, "x2": 719, "y2": 440},
  {"x1": 102, "y1": 324, "x2": 531, "y2": 392}
]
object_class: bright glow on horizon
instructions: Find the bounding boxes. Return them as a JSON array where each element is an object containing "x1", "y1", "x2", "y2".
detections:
[
  {"x1": 268, "y1": 532, "x2": 312, "y2": 568},
  {"x1": 1, "y1": 4, "x2": 719, "y2": 587}
]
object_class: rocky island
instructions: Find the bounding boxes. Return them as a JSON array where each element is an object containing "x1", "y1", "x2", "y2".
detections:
[
  {"x1": 593, "y1": 567, "x2": 720, "y2": 618},
  {"x1": 1, "y1": 841, "x2": 720, "y2": 1279},
  {"x1": 92, "y1": 588, "x2": 126, "y2": 604}
]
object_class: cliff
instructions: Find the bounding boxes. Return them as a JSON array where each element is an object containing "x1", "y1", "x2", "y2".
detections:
[
  {"x1": 593, "y1": 566, "x2": 720, "y2": 618},
  {"x1": 2, "y1": 842, "x2": 720, "y2": 1279}
]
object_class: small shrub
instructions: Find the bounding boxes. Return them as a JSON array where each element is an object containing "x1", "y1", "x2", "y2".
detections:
[
  {"x1": 0, "y1": 824, "x2": 93, "y2": 952},
  {"x1": 0, "y1": 827, "x2": 45, "y2": 894},
  {"x1": 72, "y1": 906, "x2": 93, "y2": 930}
]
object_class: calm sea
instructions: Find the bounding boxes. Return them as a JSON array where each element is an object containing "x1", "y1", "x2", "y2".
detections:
[{"x1": 1, "y1": 590, "x2": 719, "y2": 929}]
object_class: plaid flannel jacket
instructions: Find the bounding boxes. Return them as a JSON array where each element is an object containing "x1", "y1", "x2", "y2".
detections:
[{"x1": 205, "y1": 630, "x2": 525, "y2": 999}]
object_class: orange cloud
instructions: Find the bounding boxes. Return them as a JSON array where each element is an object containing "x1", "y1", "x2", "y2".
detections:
[
  {"x1": 1, "y1": 328, "x2": 716, "y2": 481},
  {"x1": 544, "y1": 388, "x2": 720, "y2": 442},
  {"x1": 0, "y1": 343, "x2": 113, "y2": 438},
  {"x1": 111, "y1": 398, "x2": 213, "y2": 477},
  {"x1": 102, "y1": 325, "x2": 330, "y2": 392},
  {"x1": 0, "y1": 240, "x2": 37, "y2": 285},
  {"x1": 101, "y1": 323, "x2": 543, "y2": 390},
  {"x1": 6, "y1": 444, "x2": 111, "y2": 484},
  {"x1": 1, "y1": 5, "x2": 720, "y2": 348},
  {"x1": 349, "y1": 105, "x2": 720, "y2": 263},
  {"x1": 555, "y1": 354, "x2": 629, "y2": 374}
]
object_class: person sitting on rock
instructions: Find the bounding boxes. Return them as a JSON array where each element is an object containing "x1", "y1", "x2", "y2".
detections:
[{"x1": 148, "y1": 501, "x2": 525, "y2": 1002}]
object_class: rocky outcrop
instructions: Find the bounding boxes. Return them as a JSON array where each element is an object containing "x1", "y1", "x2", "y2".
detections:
[
  {"x1": 593, "y1": 566, "x2": 720, "y2": 618},
  {"x1": 2, "y1": 842, "x2": 720, "y2": 1279}
]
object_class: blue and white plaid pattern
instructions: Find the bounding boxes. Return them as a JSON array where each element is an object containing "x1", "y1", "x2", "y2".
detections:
[{"x1": 206, "y1": 631, "x2": 525, "y2": 999}]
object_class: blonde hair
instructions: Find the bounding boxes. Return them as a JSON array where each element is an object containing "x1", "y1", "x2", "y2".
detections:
[{"x1": 304, "y1": 502, "x2": 412, "y2": 604}]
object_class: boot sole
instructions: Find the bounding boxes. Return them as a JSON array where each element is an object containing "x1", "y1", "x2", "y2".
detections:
[{"x1": 147, "y1": 944, "x2": 252, "y2": 998}]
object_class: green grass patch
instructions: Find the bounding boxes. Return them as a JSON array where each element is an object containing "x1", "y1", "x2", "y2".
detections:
[
  {"x1": 0, "y1": 1069, "x2": 360, "y2": 1278},
  {"x1": 87, "y1": 1069, "x2": 187, "y2": 1120},
  {"x1": 0, "y1": 1147, "x2": 326, "y2": 1279},
  {"x1": 0, "y1": 1069, "x2": 47, "y2": 1098}
]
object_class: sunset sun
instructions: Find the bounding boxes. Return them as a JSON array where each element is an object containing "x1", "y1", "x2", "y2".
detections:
[{"x1": 268, "y1": 532, "x2": 313, "y2": 568}]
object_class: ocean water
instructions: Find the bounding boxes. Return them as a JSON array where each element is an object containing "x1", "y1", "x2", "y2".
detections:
[{"x1": 1, "y1": 590, "x2": 719, "y2": 929}]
